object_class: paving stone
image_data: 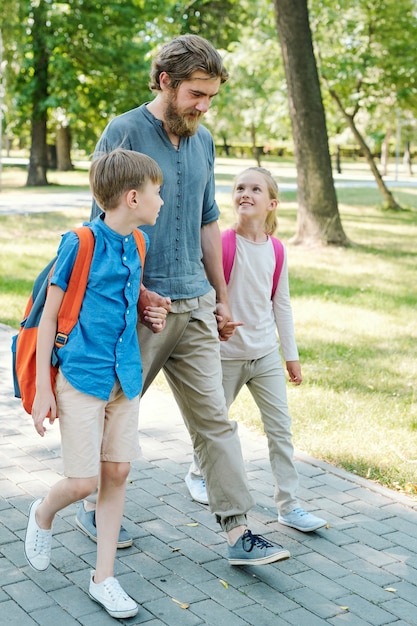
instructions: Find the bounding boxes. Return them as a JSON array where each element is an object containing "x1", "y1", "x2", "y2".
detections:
[
  {"x1": 341, "y1": 556, "x2": 400, "y2": 587},
  {"x1": 342, "y1": 525, "x2": 397, "y2": 550},
  {"x1": 293, "y1": 570, "x2": 347, "y2": 600},
  {"x1": 143, "y1": 596, "x2": 206, "y2": 625},
  {"x1": 186, "y1": 598, "x2": 249, "y2": 625},
  {"x1": 235, "y1": 603, "x2": 291, "y2": 625},
  {"x1": 334, "y1": 593, "x2": 398, "y2": 625},
  {"x1": 3, "y1": 579, "x2": 55, "y2": 612},
  {"x1": 284, "y1": 606, "x2": 341, "y2": 625},
  {"x1": 380, "y1": 597, "x2": 417, "y2": 624},
  {"x1": 283, "y1": 587, "x2": 341, "y2": 619},
  {"x1": 336, "y1": 573, "x2": 396, "y2": 603},
  {"x1": 241, "y1": 579, "x2": 299, "y2": 614},
  {"x1": 0, "y1": 599, "x2": 38, "y2": 625}
]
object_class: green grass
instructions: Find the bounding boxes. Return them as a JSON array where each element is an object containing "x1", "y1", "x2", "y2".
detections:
[{"x1": 2, "y1": 158, "x2": 417, "y2": 498}]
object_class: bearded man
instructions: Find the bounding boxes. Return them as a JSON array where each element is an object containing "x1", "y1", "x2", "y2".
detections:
[{"x1": 77, "y1": 35, "x2": 290, "y2": 567}]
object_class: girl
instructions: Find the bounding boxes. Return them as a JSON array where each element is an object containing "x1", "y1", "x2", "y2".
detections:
[{"x1": 186, "y1": 167, "x2": 327, "y2": 533}]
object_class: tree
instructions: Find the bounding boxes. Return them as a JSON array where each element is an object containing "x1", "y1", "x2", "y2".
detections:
[
  {"x1": 311, "y1": 0, "x2": 417, "y2": 210},
  {"x1": 273, "y1": 0, "x2": 349, "y2": 246},
  {"x1": 26, "y1": 1, "x2": 49, "y2": 186},
  {"x1": 1, "y1": 0, "x2": 171, "y2": 185},
  {"x1": 205, "y1": 31, "x2": 290, "y2": 163}
]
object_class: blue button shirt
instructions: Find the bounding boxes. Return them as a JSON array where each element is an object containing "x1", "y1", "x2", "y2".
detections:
[
  {"x1": 91, "y1": 104, "x2": 220, "y2": 300},
  {"x1": 50, "y1": 216, "x2": 148, "y2": 401}
]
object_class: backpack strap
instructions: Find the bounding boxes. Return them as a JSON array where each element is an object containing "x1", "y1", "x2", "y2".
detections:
[
  {"x1": 55, "y1": 227, "x2": 146, "y2": 349},
  {"x1": 221, "y1": 228, "x2": 285, "y2": 299},
  {"x1": 55, "y1": 226, "x2": 95, "y2": 347},
  {"x1": 221, "y1": 228, "x2": 237, "y2": 284},
  {"x1": 270, "y1": 236, "x2": 285, "y2": 298},
  {"x1": 132, "y1": 229, "x2": 146, "y2": 281}
]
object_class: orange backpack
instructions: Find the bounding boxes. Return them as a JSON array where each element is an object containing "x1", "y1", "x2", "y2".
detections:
[{"x1": 12, "y1": 226, "x2": 146, "y2": 415}]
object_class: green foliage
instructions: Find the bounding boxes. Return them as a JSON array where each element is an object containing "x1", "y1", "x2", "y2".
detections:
[
  {"x1": 204, "y1": 2, "x2": 289, "y2": 152},
  {"x1": 0, "y1": 0, "x2": 264, "y2": 156},
  {"x1": 171, "y1": 0, "x2": 254, "y2": 48},
  {"x1": 311, "y1": 0, "x2": 417, "y2": 129}
]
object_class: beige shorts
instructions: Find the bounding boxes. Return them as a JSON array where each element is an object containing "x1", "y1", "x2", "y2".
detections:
[{"x1": 55, "y1": 370, "x2": 140, "y2": 478}]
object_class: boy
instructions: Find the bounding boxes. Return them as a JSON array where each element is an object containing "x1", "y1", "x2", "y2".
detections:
[{"x1": 24, "y1": 148, "x2": 166, "y2": 619}]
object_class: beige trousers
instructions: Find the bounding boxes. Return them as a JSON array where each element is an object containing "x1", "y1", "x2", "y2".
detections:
[{"x1": 138, "y1": 289, "x2": 254, "y2": 531}]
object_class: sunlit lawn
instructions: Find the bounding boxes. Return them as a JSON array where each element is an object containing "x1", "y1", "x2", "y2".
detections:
[{"x1": 1, "y1": 157, "x2": 417, "y2": 497}]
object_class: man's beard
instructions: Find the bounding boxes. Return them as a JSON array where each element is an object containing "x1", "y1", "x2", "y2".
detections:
[{"x1": 164, "y1": 93, "x2": 203, "y2": 137}]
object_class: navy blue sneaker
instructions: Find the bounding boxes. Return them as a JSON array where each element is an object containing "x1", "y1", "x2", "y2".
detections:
[
  {"x1": 75, "y1": 503, "x2": 133, "y2": 548},
  {"x1": 228, "y1": 529, "x2": 290, "y2": 565}
]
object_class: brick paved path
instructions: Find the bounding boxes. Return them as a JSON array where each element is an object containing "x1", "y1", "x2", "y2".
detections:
[{"x1": 1, "y1": 323, "x2": 417, "y2": 625}]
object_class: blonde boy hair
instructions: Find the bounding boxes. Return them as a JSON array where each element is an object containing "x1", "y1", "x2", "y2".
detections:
[
  {"x1": 233, "y1": 167, "x2": 279, "y2": 236},
  {"x1": 90, "y1": 148, "x2": 163, "y2": 211}
]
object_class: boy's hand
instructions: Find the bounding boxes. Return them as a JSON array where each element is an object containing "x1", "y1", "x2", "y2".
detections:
[
  {"x1": 32, "y1": 390, "x2": 57, "y2": 437},
  {"x1": 142, "y1": 305, "x2": 168, "y2": 333},
  {"x1": 138, "y1": 287, "x2": 171, "y2": 333}
]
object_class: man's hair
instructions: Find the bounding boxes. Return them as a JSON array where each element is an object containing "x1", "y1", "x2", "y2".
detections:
[
  {"x1": 149, "y1": 34, "x2": 228, "y2": 91},
  {"x1": 90, "y1": 148, "x2": 163, "y2": 211}
]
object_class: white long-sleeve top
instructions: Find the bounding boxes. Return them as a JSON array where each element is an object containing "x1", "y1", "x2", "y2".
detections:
[{"x1": 220, "y1": 234, "x2": 299, "y2": 362}]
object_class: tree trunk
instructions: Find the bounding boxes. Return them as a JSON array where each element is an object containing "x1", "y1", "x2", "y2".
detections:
[
  {"x1": 403, "y1": 140, "x2": 413, "y2": 176},
  {"x1": 249, "y1": 122, "x2": 262, "y2": 167},
  {"x1": 26, "y1": 2, "x2": 49, "y2": 187},
  {"x1": 56, "y1": 125, "x2": 73, "y2": 171},
  {"x1": 27, "y1": 119, "x2": 48, "y2": 186},
  {"x1": 274, "y1": 0, "x2": 349, "y2": 246},
  {"x1": 381, "y1": 128, "x2": 391, "y2": 176},
  {"x1": 329, "y1": 89, "x2": 401, "y2": 210}
]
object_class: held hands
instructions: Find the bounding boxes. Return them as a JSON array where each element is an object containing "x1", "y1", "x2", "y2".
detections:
[
  {"x1": 31, "y1": 389, "x2": 57, "y2": 437},
  {"x1": 215, "y1": 302, "x2": 243, "y2": 342},
  {"x1": 286, "y1": 361, "x2": 302, "y2": 386},
  {"x1": 139, "y1": 287, "x2": 171, "y2": 333},
  {"x1": 142, "y1": 305, "x2": 169, "y2": 332}
]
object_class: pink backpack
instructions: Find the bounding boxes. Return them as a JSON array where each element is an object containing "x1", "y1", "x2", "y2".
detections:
[{"x1": 221, "y1": 228, "x2": 284, "y2": 299}]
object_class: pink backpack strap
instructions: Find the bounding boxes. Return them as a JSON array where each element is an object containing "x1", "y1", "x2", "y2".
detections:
[
  {"x1": 221, "y1": 228, "x2": 237, "y2": 284},
  {"x1": 222, "y1": 229, "x2": 284, "y2": 300},
  {"x1": 271, "y1": 236, "x2": 285, "y2": 298}
]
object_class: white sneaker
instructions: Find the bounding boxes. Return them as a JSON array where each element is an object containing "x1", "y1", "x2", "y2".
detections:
[
  {"x1": 278, "y1": 507, "x2": 327, "y2": 532},
  {"x1": 24, "y1": 498, "x2": 52, "y2": 571},
  {"x1": 89, "y1": 571, "x2": 138, "y2": 618},
  {"x1": 185, "y1": 471, "x2": 209, "y2": 504}
]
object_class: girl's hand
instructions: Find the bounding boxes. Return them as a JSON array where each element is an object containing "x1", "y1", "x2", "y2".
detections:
[
  {"x1": 286, "y1": 360, "x2": 302, "y2": 385},
  {"x1": 217, "y1": 319, "x2": 244, "y2": 341}
]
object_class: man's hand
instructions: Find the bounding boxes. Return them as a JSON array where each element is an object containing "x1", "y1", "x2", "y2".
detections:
[
  {"x1": 215, "y1": 302, "x2": 243, "y2": 341},
  {"x1": 139, "y1": 286, "x2": 171, "y2": 333}
]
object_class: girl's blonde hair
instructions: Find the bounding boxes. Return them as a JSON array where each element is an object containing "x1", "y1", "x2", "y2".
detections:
[
  {"x1": 233, "y1": 167, "x2": 279, "y2": 236},
  {"x1": 90, "y1": 148, "x2": 163, "y2": 211}
]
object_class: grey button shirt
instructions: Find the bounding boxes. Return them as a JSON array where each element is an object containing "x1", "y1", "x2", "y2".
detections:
[{"x1": 91, "y1": 104, "x2": 220, "y2": 301}]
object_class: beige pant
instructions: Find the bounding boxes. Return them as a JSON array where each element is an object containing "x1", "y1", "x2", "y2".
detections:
[
  {"x1": 56, "y1": 371, "x2": 140, "y2": 478},
  {"x1": 138, "y1": 289, "x2": 254, "y2": 531},
  {"x1": 190, "y1": 350, "x2": 300, "y2": 515}
]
